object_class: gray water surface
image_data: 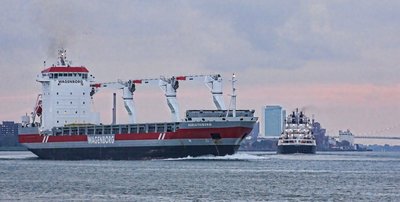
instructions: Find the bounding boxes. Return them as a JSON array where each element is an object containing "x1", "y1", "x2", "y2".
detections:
[{"x1": 0, "y1": 151, "x2": 399, "y2": 201}]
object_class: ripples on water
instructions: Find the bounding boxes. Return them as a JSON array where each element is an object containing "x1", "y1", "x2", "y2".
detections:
[{"x1": 0, "y1": 151, "x2": 399, "y2": 201}]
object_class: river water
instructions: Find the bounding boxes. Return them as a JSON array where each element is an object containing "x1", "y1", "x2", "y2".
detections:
[{"x1": 0, "y1": 151, "x2": 399, "y2": 201}]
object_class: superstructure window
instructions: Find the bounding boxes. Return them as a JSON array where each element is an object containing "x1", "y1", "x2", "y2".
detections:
[
  {"x1": 54, "y1": 74, "x2": 58, "y2": 79},
  {"x1": 68, "y1": 73, "x2": 72, "y2": 77},
  {"x1": 49, "y1": 74, "x2": 53, "y2": 78}
]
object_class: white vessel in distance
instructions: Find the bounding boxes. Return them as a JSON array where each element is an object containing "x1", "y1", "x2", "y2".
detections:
[{"x1": 277, "y1": 109, "x2": 316, "y2": 154}]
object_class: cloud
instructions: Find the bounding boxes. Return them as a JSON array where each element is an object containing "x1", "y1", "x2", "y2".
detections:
[{"x1": 1, "y1": 0, "x2": 400, "y2": 137}]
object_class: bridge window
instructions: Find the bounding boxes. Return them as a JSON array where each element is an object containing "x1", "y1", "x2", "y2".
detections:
[
  {"x1": 54, "y1": 74, "x2": 58, "y2": 79},
  {"x1": 68, "y1": 73, "x2": 72, "y2": 77},
  {"x1": 49, "y1": 74, "x2": 53, "y2": 78}
]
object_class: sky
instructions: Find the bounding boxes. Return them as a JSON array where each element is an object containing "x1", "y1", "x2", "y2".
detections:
[{"x1": 1, "y1": 0, "x2": 400, "y2": 142}]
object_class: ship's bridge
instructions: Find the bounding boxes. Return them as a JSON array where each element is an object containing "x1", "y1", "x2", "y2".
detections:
[{"x1": 38, "y1": 67, "x2": 90, "y2": 81}]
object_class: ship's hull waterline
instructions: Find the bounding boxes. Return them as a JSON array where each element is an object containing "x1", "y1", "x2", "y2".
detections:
[{"x1": 277, "y1": 144, "x2": 316, "y2": 154}]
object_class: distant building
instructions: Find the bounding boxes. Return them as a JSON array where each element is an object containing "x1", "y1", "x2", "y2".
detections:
[
  {"x1": 339, "y1": 129, "x2": 354, "y2": 145},
  {"x1": 0, "y1": 121, "x2": 20, "y2": 147},
  {"x1": 262, "y1": 106, "x2": 284, "y2": 137},
  {"x1": 0, "y1": 121, "x2": 18, "y2": 136},
  {"x1": 312, "y1": 121, "x2": 328, "y2": 150}
]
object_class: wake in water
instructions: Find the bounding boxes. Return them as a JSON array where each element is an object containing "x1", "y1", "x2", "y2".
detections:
[
  {"x1": 163, "y1": 152, "x2": 269, "y2": 161},
  {"x1": 0, "y1": 151, "x2": 38, "y2": 160}
]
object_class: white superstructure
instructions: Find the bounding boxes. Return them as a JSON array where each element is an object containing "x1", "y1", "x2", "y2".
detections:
[
  {"x1": 277, "y1": 109, "x2": 316, "y2": 154},
  {"x1": 36, "y1": 49, "x2": 99, "y2": 133}
]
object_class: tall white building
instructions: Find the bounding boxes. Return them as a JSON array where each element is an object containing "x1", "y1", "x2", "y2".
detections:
[{"x1": 262, "y1": 105, "x2": 285, "y2": 137}]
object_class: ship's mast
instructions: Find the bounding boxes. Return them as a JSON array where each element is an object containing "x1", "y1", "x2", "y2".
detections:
[
  {"x1": 57, "y1": 49, "x2": 71, "y2": 67},
  {"x1": 226, "y1": 73, "x2": 237, "y2": 117}
]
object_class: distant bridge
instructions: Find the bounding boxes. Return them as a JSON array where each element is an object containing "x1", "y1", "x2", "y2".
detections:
[
  {"x1": 354, "y1": 136, "x2": 400, "y2": 140},
  {"x1": 332, "y1": 136, "x2": 400, "y2": 140}
]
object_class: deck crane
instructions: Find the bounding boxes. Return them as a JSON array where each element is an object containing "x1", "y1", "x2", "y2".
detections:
[
  {"x1": 90, "y1": 80, "x2": 136, "y2": 123},
  {"x1": 175, "y1": 74, "x2": 226, "y2": 110},
  {"x1": 133, "y1": 76, "x2": 181, "y2": 122}
]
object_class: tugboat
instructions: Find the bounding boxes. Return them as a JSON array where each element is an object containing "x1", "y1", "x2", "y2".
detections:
[
  {"x1": 18, "y1": 49, "x2": 258, "y2": 160},
  {"x1": 277, "y1": 109, "x2": 316, "y2": 154}
]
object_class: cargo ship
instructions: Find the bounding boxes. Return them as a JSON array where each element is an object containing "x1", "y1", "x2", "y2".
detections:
[
  {"x1": 277, "y1": 109, "x2": 316, "y2": 154},
  {"x1": 18, "y1": 49, "x2": 257, "y2": 160}
]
